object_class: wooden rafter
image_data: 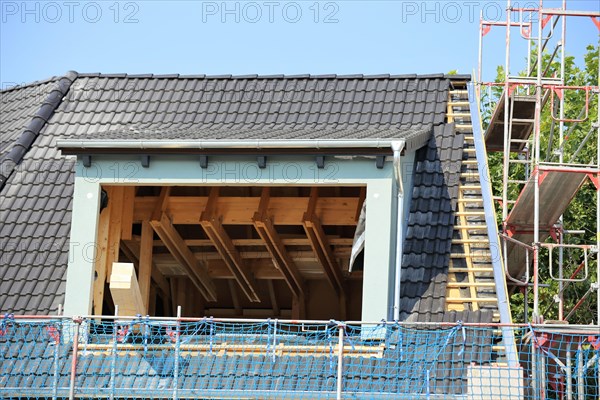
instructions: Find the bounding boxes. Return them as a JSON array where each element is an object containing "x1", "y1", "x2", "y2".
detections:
[
  {"x1": 133, "y1": 196, "x2": 360, "y2": 226},
  {"x1": 252, "y1": 188, "x2": 306, "y2": 318},
  {"x1": 302, "y1": 188, "x2": 347, "y2": 318},
  {"x1": 200, "y1": 188, "x2": 261, "y2": 303},
  {"x1": 150, "y1": 213, "x2": 217, "y2": 302},
  {"x1": 138, "y1": 220, "x2": 153, "y2": 310}
]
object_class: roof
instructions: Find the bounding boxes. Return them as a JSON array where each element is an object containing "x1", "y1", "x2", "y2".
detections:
[
  {"x1": 400, "y1": 123, "x2": 464, "y2": 322},
  {"x1": 0, "y1": 71, "x2": 467, "y2": 315}
]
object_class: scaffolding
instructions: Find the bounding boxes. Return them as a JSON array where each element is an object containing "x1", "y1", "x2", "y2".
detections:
[{"x1": 477, "y1": 0, "x2": 600, "y2": 325}]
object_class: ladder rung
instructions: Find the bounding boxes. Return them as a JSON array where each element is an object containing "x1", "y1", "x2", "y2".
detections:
[
  {"x1": 452, "y1": 239, "x2": 490, "y2": 244},
  {"x1": 460, "y1": 172, "x2": 479, "y2": 178},
  {"x1": 448, "y1": 113, "x2": 471, "y2": 118},
  {"x1": 460, "y1": 185, "x2": 481, "y2": 190},
  {"x1": 510, "y1": 138, "x2": 530, "y2": 143},
  {"x1": 464, "y1": 136, "x2": 474, "y2": 141},
  {"x1": 455, "y1": 211, "x2": 485, "y2": 216},
  {"x1": 458, "y1": 197, "x2": 483, "y2": 202},
  {"x1": 509, "y1": 159, "x2": 530, "y2": 164},
  {"x1": 511, "y1": 118, "x2": 534, "y2": 123},
  {"x1": 449, "y1": 101, "x2": 469, "y2": 106},
  {"x1": 462, "y1": 160, "x2": 478, "y2": 164},
  {"x1": 507, "y1": 179, "x2": 528, "y2": 184},
  {"x1": 463, "y1": 148, "x2": 476, "y2": 152},
  {"x1": 454, "y1": 225, "x2": 488, "y2": 230},
  {"x1": 446, "y1": 282, "x2": 496, "y2": 288},
  {"x1": 456, "y1": 124, "x2": 473, "y2": 130},
  {"x1": 446, "y1": 297, "x2": 498, "y2": 303},
  {"x1": 451, "y1": 90, "x2": 468, "y2": 95},
  {"x1": 449, "y1": 267, "x2": 494, "y2": 272}
]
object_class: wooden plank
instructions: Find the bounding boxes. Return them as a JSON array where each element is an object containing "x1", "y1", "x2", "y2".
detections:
[
  {"x1": 138, "y1": 220, "x2": 153, "y2": 312},
  {"x1": 109, "y1": 262, "x2": 145, "y2": 316},
  {"x1": 228, "y1": 281, "x2": 242, "y2": 316},
  {"x1": 303, "y1": 214, "x2": 347, "y2": 319},
  {"x1": 253, "y1": 191, "x2": 306, "y2": 318},
  {"x1": 93, "y1": 187, "x2": 112, "y2": 316},
  {"x1": 150, "y1": 237, "x2": 354, "y2": 247},
  {"x1": 133, "y1": 196, "x2": 360, "y2": 226},
  {"x1": 200, "y1": 188, "x2": 261, "y2": 303},
  {"x1": 150, "y1": 213, "x2": 217, "y2": 302},
  {"x1": 267, "y1": 280, "x2": 280, "y2": 315},
  {"x1": 120, "y1": 186, "x2": 136, "y2": 240},
  {"x1": 105, "y1": 186, "x2": 125, "y2": 283}
]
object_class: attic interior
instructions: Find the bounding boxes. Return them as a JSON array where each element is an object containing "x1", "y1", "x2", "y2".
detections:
[{"x1": 95, "y1": 184, "x2": 366, "y2": 321}]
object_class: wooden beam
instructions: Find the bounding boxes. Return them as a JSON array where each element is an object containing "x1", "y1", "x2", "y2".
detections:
[
  {"x1": 109, "y1": 262, "x2": 145, "y2": 316},
  {"x1": 120, "y1": 186, "x2": 136, "y2": 240},
  {"x1": 267, "y1": 280, "x2": 280, "y2": 316},
  {"x1": 303, "y1": 188, "x2": 347, "y2": 318},
  {"x1": 253, "y1": 188, "x2": 306, "y2": 318},
  {"x1": 105, "y1": 186, "x2": 125, "y2": 282},
  {"x1": 152, "y1": 186, "x2": 171, "y2": 221},
  {"x1": 228, "y1": 280, "x2": 242, "y2": 316},
  {"x1": 150, "y1": 213, "x2": 217, "y2": 302},
  {"x1": 93, "y1": 187, "x2": 112, "y2": 316},
  {"x1": 200, "y1": 188, "x2": 261, "y2": 303},
  {"x1": 138, "y1": 220, "x2": 153, "y2": 312},
  {"x1": 133, "y1": 196, "x2": 360, "y2": 226},
  {"x1": 150, "y1": 237, "x2": 354, "y2": 247}
]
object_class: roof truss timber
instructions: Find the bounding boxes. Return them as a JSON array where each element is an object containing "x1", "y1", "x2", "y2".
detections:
[{"x1": 200, "y1": 188, "x2": 261, "y2": 303}]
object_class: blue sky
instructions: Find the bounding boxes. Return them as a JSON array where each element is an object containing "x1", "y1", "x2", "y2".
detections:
[{"x1": 1, "y1": 0, "x2": 598, "y2": 87}]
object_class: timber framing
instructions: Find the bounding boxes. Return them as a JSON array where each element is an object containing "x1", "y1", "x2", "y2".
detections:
[{"x1": 93, "y1": 184, "x2": 362, "y2": 319}]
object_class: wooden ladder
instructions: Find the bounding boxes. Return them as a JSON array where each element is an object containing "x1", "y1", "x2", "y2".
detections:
[{"x1": 446, "y1": 85, "x2": 500, "y2": 320}]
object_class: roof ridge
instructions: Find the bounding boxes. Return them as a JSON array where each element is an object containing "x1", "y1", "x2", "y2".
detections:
[
  {"x1": 73, "y1": 72, "x2": 469, "y2": 80},
  {"x1": 0, "y1": 71, "x2": 78, "y2": 191},
  {"x1": 0, "y1": 75, "x2": 62, "y2": 93}
]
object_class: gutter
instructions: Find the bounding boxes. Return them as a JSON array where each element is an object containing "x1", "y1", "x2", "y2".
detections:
[
  {"x1": 391, "y1": 141, "x2": 404, "y2": 321},
  {"x1": 57, "y1": 139, "x2": 405, "y2": 151}
]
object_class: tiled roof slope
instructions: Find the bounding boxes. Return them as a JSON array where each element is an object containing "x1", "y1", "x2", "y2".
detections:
[
  {"x1": 0, "y1": 72, "x2": 461, "y2": 315},
  {"x1": 400, "y1": 123, "x2": 464, "y2": 322},
  {"x1": 0, "y1": 79, "x2": 59, "y2": 156}
]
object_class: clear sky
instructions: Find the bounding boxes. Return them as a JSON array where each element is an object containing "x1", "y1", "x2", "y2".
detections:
[{"x1": 1, "y1": 0, "x2": 598, "y2": 87}]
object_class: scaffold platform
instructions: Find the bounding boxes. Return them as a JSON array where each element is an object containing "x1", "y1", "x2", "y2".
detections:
[
  {"x1": 485, "y1": 91, "x2": 538, "y2": 153},
  {"x1": 504, "y1": 166, "x2": 590, "y2": 279}
]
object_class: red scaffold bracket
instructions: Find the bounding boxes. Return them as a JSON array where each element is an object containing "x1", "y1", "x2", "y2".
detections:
[
  {"x1": 549, "y1": 86, "x2": 592, "y2": 123},
  {"x1": 482, "y1": 24, "x2": 491, "y2": 37},
  {"x1": 588, "y1": 174, "x2": 600, "y2": 190},
  {"x1": 592, "y1": 17, "x2": 600, "y2": 31},
  {"x1": 541, "y1": 14, "x2": 553, "y2": 28}
]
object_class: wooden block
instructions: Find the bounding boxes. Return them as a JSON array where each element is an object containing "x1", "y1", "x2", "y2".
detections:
[{"x1": 109, "y1": 262, "x2": 145, "y2": 317}]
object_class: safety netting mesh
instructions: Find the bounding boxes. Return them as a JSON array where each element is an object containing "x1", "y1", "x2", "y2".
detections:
[{"x1": 0, "y1": 316, "x2": 598, "y2": 399}]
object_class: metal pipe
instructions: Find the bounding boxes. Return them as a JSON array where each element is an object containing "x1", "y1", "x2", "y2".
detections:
[
  {"x1": 51, "y1": 320, "x2": 60, "y2": 400},
  {"x1": 478, "y1": 10, "x2": 484, "y2": 84},
  {"x1": 577, "y1": 344, "x2": 584, "y2": 400},
  {"x1": 532, "y1": 0, "x2": 544, "y2": 319},
  {"x1": 502, "y1": 0, "x2": 512, "y2": 226},
  {"x1": 392, "y1": 141, "x2": 404, "y2": 321},
  {"x1": 110, "y1": 306, "x2": 118, "y2": 400},
  {"x1": 56, "y1": 139, "x2": 410, "y2": 151},
  {"x1": 68, "y1": 318, "x2": 81, "y2": 400},
  {"x1": 566, "y1": 349, "x2": 573, "y2": 400},
  {"x1": 336, "y1": 323, "x2": 344, "y2": 400},
  {"x1": 173, "y1": 306, "x2": 181, "y2": 400}
]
